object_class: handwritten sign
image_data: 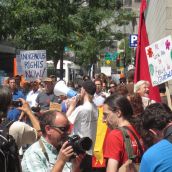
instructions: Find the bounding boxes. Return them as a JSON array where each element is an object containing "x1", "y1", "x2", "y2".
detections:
[
  {"x1": 20, "y1": 50, "x2": 47, "y2": 81},
  {"x1": 145, "y1": 35, "x2": 172, "y2": 86}
]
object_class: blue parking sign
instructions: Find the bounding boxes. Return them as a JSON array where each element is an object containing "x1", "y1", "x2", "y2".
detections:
[{"x1": 129, "y1": 34, "x2": 138, "y2": 48}]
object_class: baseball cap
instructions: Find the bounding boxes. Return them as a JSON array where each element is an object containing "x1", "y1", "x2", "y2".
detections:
[{"x1": 82, "y1": 80, "x2": 96, "y2": 95}]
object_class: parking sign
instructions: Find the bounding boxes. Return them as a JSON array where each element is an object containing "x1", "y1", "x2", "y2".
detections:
[{"x1": 129, "y1": 34, "x2": 138, "y2": 48}]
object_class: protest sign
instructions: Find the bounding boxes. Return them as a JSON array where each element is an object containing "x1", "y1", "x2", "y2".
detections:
[
  {"x1": 145, "y1": 35, "x2": 172, "y2": 86},
  {"x1": 20, "y1": 50, "x2": 47, "y2": 81},
  {"x1": 100, "y1": 67, "x2": 111, "y2": 76},
  {"x1": 49, "y1": 102, "x2": 62, "y2": 112}
]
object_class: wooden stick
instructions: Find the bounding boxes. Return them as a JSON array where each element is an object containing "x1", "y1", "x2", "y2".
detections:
[{"x1": 165, "y1": 82, "x2": 172, "y2": 110}]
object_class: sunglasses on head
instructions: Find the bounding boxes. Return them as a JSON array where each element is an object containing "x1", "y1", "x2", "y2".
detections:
[{"x1": 50, "y1": 125, "x2": 70, "y2": 133}]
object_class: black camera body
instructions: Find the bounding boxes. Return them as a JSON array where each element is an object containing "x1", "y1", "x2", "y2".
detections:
[
  {"x1": 67, "y1": 135, "x2": 92, "y2": 155},
  {"x1": 11, "y1": 100, "x2": 23, "y2": 107}
]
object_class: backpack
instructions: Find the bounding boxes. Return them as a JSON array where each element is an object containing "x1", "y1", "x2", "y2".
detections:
[
  {"x1": 0, "y1": 120, "x2": 21, "y2": 172},
  {"x1": 118, "y1": 126, "x2": 144, "y2": 172}
]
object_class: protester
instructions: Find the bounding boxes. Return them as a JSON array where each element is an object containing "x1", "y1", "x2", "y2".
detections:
[
  {"x1": 26, "y1": 80, "x2": 40, "y2": 108},
  {"x1": 82, "y1": 75, "x2": 90, "y2": 81},
  {"x1": 127, "y1": 93, "x2": 144, "y2": 117},
  {"x1": 119, "y1": 74, "x2": 126, "y2": 85},
  {"x1": 36, "y1": 77, "x2": 59, "y2": 111},
  {"x1": 66, "y1": 80, "x2": 98, "y2": 172},
  {"x1": 158, "y1": 83, "x2": 171, "y2": 105},
  {"x1": 140, "y1": 103, "x2": 172, "y2": 172},
  {"x1": 126, "y1": 69, "x2": 134, "y2": 94},
  {"x1": 22, "y1": 110, "x2": 82, "y2": 172},
  {"x1": 115, "y1": 84, "x2": 129, "y2": 96},
  {"x1": 15, "y1": 75, "x2": 22, "y2": 91},
  {"x1": 108, "y1": 80, "x2": 117, "y2": 95},
  {"x1": 134, "y1": 80, "x2": 155, "y2": 108},
  {"x1": 7, "y1": 77, "x2": 25, "y2": 121},
  {"x1": 93, "y1": 78, "x2": 106, "y2": 106},
  {"x1": 103, "y1": 93, "x2": 144, "y2": 172}
]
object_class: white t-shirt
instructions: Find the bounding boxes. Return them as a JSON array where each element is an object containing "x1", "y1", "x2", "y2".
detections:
[
  {"x1": 93, "y1": 93, "x2": 105, "y2": 106},
  {"x1": 68, "y1": 101, "x2": 98, "y2": 155},
  {"x1": 26, "y1": 90, "x2": 40, "y2": 107}
]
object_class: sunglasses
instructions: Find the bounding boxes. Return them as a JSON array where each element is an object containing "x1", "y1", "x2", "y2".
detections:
[{"x1": 50, "y1": 125, "x2": 70, "y2": 133}]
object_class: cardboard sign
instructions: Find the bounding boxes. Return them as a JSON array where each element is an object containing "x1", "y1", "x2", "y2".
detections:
[
  {"x1": 20, "y1": 50, "x2": 47, "y2": 81},
  {"x1": 49, "y1": 102, "x2": 62, "y2": 112},
  {"x1": 145, "y1": 35, "x2": 172, "y2": 86}
]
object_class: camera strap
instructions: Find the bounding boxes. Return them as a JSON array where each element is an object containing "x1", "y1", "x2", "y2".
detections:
[
  {"x1": 163, "y1": 125, "x2": 172, "y2": 143},
  {"x1": 39, "y1": 139, "x2": 49, "y2": 162}
]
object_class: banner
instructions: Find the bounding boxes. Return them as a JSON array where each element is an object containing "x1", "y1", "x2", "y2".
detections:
[
  {"x1": 20, "y1": 50, "x2": 47, "y2": 81},
  {"x1": 134, "y1": 0, "x2": 160, "y2": 102},
  {"x1": 145, "y1": 35, "x2": 172, "y2": 86}
]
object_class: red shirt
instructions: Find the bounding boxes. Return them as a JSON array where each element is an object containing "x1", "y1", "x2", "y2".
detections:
[{"x1": 104, "y1": 125, "x2": 144, "y2": 167}]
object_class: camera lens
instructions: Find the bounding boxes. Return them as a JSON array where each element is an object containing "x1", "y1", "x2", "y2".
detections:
[
  {"x1": 79, "y1": 137, "x2": 92, "y2": 151},
  {"x1": 67, "y1": 135, "x2": 92, "y2": 155}
]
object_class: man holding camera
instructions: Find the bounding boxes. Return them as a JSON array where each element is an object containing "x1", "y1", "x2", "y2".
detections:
[{"x1": 22, "y1": 110, "x2": 82, "y2": 172}]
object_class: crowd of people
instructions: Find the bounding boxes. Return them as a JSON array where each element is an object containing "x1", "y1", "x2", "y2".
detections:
[{"x1": 0, "y1": 69, "x2": 172, "y2": 172}]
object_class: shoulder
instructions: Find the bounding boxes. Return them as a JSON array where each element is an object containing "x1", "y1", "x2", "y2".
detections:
[
  {"x1": 106, "y1": 129, "x2": 123, "y2": 141},
  {"x1": 143, "y1": 139, "x2": 171, "y2": 157},
  {"x1": 23, "y1": 140, "x2": 41, "y2": 157}
]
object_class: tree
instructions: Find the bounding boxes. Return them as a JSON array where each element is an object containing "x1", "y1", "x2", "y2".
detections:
[{"x1": 1, "y1": 0, "x2": 136, "y2": 76}]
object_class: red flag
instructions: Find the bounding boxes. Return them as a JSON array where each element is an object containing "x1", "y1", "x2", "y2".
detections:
[{"x1": 134, "y1": 0, "x2": 160, "y2": 102}]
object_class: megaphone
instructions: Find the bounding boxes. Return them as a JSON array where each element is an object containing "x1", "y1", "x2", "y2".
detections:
[{"x1": 54, "y1": 80, "x2": 77, "y2": 98}]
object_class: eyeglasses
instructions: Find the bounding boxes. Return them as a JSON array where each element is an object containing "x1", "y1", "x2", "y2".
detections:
[{"x1": 50, "y1": 125, "x2": 70, "y2": 133}]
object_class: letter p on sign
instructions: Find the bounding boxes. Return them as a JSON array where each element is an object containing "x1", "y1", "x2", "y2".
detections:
[{"x1": 129, "y1": 34, "x2": 138, "y2": 48}]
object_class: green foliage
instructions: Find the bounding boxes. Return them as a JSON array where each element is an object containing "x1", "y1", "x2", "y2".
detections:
[
  {"x1": 1, "y1": 0, "x2": 136, "y2": 69},
  {"x1": 119, "y1": 37, "x2": 132, "y2": 66}
]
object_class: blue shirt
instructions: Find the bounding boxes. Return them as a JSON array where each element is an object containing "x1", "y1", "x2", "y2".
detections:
[
  {"x1": 7, "y1": 89, "x2": 25, "y2": 121},
  {"x1": 140, "y1": 139, "x2": 172, "y2": 172}
]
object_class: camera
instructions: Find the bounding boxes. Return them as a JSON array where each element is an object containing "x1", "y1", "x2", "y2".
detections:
[
  {"x1": 11, "y1": 100, "x2": 23, "y2": 107},
  {"x1": 67, "y1": 135, "x2": 92, "y2": 155}
]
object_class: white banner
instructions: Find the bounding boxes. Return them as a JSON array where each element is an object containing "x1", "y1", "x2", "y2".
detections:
[
  {"x1": 145, "y1": 35, "x2": 172, "y2": 86},
  {"x1": 20, "y1": 50, "x2": 47, "y2": 81}
]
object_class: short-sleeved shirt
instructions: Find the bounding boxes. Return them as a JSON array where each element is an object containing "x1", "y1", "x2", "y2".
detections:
[
  {"x1": 68, "y1": 101, "x2": 98, "y2": 155},
  {"x1": 140, "y1": 139, "x2": 172, "y2": 172},
  {"x1": 7, "y1": 89, "x2": 25, "y2": 121},
  {"x1": 104, "y1": 125, "x2": 144, "y2": 167},
  {"x1": 21, "y1": 137, "x2": 72, "y2": 172},
  {"x1": 26, "y1": 90, "x2": 40, "y2": 107},
  {"x1": 36, "y1": 91, "x2": 59, "y2": 110}
]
